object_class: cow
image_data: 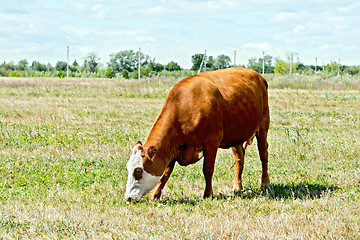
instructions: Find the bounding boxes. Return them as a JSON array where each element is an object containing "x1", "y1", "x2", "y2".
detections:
[{"x1": 125, "y1": 67, "x2": 270, "y2": 201}]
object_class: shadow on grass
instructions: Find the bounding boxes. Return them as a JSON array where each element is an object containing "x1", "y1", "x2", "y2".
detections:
[
  {"x1": 229, "y1": 182, "x2": 339, "y2": 200},
  {"x1": 156, "y1": 182, "x2": 338, "y2": 205}
]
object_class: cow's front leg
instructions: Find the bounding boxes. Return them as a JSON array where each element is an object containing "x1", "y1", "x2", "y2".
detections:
[
  {"x1": 202, "y1": 145, "x2": 218, "y2": 198},
  {"x1": 150, "y1": 160, "x2": 176, "y2": 201}
]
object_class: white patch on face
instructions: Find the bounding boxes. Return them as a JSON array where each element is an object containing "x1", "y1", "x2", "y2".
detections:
[
  {"x1": 124, "y1": 144, "x2": 161, "y2": 201},
  {"x1": 198, "y1": 151, "x2": 204, "y2": 159}
]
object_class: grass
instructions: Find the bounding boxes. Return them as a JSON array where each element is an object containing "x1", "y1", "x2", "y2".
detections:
[{"x1": 0, "y1": 75, "x2": 360, "y2": 239}]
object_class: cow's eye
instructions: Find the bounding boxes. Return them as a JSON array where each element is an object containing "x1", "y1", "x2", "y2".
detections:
[{"x1": 133, "y1": 167, "x2": 143, "y2": 180}]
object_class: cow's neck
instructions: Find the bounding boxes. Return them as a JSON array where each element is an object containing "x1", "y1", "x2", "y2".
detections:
[{"x1": 143, "y1": 113, "x2": 180, "y2": 176}]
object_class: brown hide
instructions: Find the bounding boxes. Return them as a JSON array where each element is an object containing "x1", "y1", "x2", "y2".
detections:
[{"x1": 141, "y1": 67, "x2": 269, "y2": 178}]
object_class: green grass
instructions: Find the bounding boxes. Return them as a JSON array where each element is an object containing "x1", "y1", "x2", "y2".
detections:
[{"x1": 0, "y1": 75, "x2": 360, "y2": 239}]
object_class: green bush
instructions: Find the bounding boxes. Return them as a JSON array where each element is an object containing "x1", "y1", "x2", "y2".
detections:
[
  {"x1": 9, "y1": 70, "x2": 21, "y2": 77},
  {"x1": 121, "y1": 69, "x2": 130, "y2": 79},
  {"x1": 105, "y1": 68, "x2": 115, "y2": 79},
  {"x1": 57, "y1": 71, "x2": 65, "y2": 78}
]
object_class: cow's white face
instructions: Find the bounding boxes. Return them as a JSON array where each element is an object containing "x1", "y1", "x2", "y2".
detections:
[{"x1": 124, "y1": 142, "x2": 161, "y2": 201}]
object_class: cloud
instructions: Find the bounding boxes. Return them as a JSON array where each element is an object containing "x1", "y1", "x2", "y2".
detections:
[
  {"x1": 135, "y1": 36, "x2": 155, "y2": 43},
  {"x1": 293, "y1": 25, "x2": 305, "y2": 33},
  {"x1": 26, "y1": 23, "x2": 39, "y2": 34},
  {"x1": 140, "y1": 0, "x2": 239, "y2": 16},
  {"x1": 273, "y1": 11, "x2": 300, "y2": 23},
  {"x1": 243, "y1": 43, "x2": 272, "y2": 51},
  {"x1": 337, "y1": 2, "x2": 360, "y2": 12},
  {"x1": 91, "y1": 4, "x2": 105, "y2": 18}
]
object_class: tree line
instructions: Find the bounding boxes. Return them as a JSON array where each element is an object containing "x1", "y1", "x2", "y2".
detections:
[{"x1": 1, "y1": 49, "x2": 359, "y2": 79}]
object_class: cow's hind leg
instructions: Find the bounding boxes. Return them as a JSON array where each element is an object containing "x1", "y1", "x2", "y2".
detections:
[
  {"x1": 256, "y1": 121, "x2": 270, "y2": 188},
  {"x1": 202, "y1": 145, "x2": 218, "y2": 198},
  {"x1": 231, "y1": 145, "x2": 245, "y2": 193},
  {"x1": 150, "y1": 160, "x2": 176, "y2": 201}
]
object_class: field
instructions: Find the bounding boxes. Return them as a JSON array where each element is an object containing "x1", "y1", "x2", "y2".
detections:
[{"x1": 0, "y1": 75, "x2": 359, "y2": 239}]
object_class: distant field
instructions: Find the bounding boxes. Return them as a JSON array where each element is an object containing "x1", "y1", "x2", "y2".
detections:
[{"x1": 0, "y1": 75, "x2": 359, "y2": 239}]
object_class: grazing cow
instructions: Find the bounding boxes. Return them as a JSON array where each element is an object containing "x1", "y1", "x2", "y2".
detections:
[{"x1": 125, "y1": 67, "x2": 270, "y2": 201}]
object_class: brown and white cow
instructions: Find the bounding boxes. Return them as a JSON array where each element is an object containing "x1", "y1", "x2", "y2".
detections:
[{"x1": 125, "y1": 67, "x2": 270, "y2": 201}]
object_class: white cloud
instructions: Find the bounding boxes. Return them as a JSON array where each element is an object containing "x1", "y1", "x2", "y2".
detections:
[
  {"x1": 293, "y1": 25, "x2": 305, "y2": 33},
  {"x1": 26, "y1": 23, "x2": 39, "y2": 34},
  {"x1": 243, "y1": 43, "x2": 272, "y2": 51},
  {"x1": 140, "y1": 0, "x2": 239, "y2": 16},
  {"x1": 91, "y1": 4, "x2": 105, "y2": 18},
  {"x1": 337, "y1": 2, "x2": 360, "y2": 12},
  {"x1": 273, "y1": 12, "x2": 300, "y2": 23},
  {"x1": 135, "y1": 36, "x2": 155, "y2": 43}
]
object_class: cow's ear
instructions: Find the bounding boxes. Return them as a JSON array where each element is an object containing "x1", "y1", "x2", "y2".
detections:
[
  {"x1": 148, "y1": 146, "x2": 157, "y2": 160},
  {"x1": 136, "y1": 140, "x2": 142, "y2": 146}
]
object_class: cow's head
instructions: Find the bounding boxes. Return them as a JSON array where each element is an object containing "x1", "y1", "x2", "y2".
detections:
[{"x1": 124, "y1": 141, "x2": 161, "y2": 201}]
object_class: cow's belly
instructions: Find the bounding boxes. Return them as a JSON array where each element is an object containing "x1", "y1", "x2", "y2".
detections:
[{"x1": 219, "y1": 104, "x2": 262, "y2": 148}]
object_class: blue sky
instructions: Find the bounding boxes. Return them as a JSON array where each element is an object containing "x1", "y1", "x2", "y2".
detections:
[{"x1": 1, "y1": 0, "x2": 359, "y2": 69}]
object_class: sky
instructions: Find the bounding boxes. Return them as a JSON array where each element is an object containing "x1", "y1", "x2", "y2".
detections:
[{"x1": 1, "y1": 0, "x2": 359, "y2": 69}]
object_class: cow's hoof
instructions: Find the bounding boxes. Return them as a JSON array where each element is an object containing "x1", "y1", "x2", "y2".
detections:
[
  {"x1": 150, "y1": 192, "x2": 161, "y2": 201},
  {"x1": 261, "y1": 182, "x2": 270, "y2": 189},
  {"x1": 203, "y1": 191, "x2": 213, "y2": 199},
  {"x1": 233, "y1": 184, "x2": 243, "y2": 193}
]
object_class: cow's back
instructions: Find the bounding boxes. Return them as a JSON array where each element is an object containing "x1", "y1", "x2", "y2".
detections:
[
  {"x1": 159, "y1": 67, "x2": 269, "y2": 149},
  {"x1": 206, "y1": 67, "x2": 269, "y2": 148}
]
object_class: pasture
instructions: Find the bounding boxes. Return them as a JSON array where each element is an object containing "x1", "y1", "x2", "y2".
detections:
[{"x1": 0, "y1": 75, "x2": 359, "y2": 239}]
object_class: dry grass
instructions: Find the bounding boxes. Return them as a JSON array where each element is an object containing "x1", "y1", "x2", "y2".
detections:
[{"x1": 0, "y1": 76, "x2": 359, "y2": 239}]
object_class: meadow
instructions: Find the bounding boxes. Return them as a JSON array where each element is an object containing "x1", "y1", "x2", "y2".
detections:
[{"x1": 0, "y1": 74, "x2": 359, "y2": 239}]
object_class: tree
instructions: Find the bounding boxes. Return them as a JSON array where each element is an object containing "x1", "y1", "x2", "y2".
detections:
[
  {"x1": 83, "y1": 52, "x2": 100, "y2": 73},
  {"x1": 55, "y1": 61, "x2": 67, "y2": 71},
  {"x1": 247, "y1": 55, "x2": 274, "y2": 74},
  {"x1": 31, "y1": 61, "x2": 47, "y2": 72},
  {"x1": 274, "y1": 61, "x2": 296, "y2": 74},
  {"x1": 216, "y1": 54, "x2": 231, "y2": 69},
  {"x1": 18, "y1": 59, "x2": 28, "y2": 71},
  {"x1": 121, "y1": 69, "x2": 130, "y2": 79},
  {"x1": 105, "y1": 67, "x2": 115, "y2": 78},
  {"x1": 108, "y1": 50, "x2": 137, "y2": 73},
  {"x1": 247, "y1": 57, "x2": 257, "y2": 67},
  {"x1": 344, "y1": 66, "x2": 360, "y2": 75},
  {"x1": 72, "y1": 59, "x2": 79, "y2": 67},
  {"x1": 135, "y1": 50, "x2": 151, "y2": 69},
  {"x1": 191, "y1": 53, "x2": 217, "y2": 71},
  {"x1": 145, "y1": 58, "x2": 164, "y2": 72},
  {"x1": 165, "y1": 61, "x2": 181, "y2": 71},
  {"x1": 1, "y1": 62, "x2": 16, "y2": 71},
  {"x1": 325, "y1": 61, "x2": 343, "y2": 74},
  {"x1": 206, "y1": 56, "x2": 216, "y2": 70},
  {"x1": 191, "y1": 53, "x2": 205, "y2": 71},
  {"x1": 141, "y1": 66, "x2": 152, "y2": 77}
]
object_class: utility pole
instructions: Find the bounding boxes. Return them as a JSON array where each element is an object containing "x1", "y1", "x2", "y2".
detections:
[
  {"x1": 234, "y1": 50, "x2": 236, "y2": 67},
  {"x1": 66, "y1": 46, "x2": 69, "y2": 78},
  {"x1": 138, "y1": 48, "x2": 141, "y2": 80},
  {"x1": 289, "y1": 52, "x2": 293, "y2": 74},
  {"x1": 262, "y1": 51, "x2": 265, "y2": 75},
  {"x1": 315, "y1": 57, "x2": 317, "y2": 73},
  {"x1": 204, "y1": 50, "x2": 207, "y2": 72}
]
